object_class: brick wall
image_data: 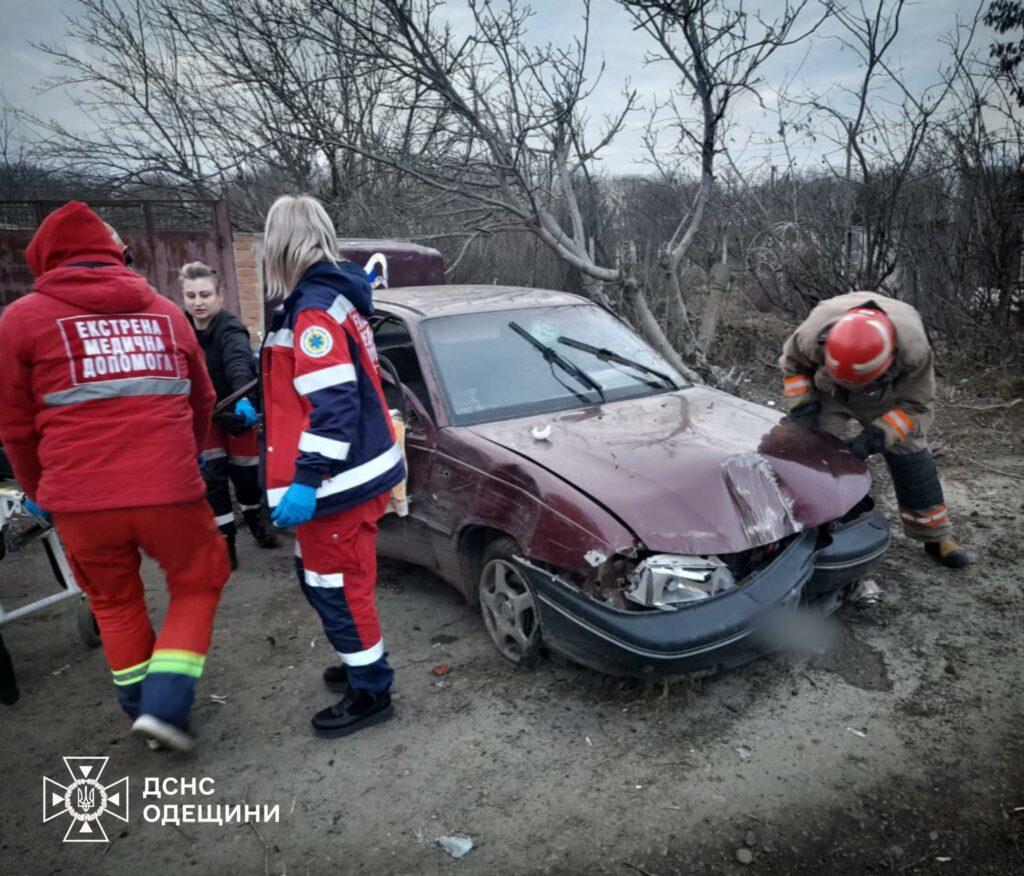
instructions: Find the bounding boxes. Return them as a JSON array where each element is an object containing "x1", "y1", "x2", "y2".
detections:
[{"x1": 232, "y1": 232, "x2": 264, "y2": 342}]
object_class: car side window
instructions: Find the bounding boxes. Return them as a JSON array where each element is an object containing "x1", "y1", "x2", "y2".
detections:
[{"x1": 372, "y1": 313, "x2": 435, "y2": 420}]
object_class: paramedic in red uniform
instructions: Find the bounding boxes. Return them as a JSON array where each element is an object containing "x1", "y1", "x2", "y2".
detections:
[
  {"x1": 0, "y1": 201, "x2": 230, "y2": 752},
  {"x1": 261, "y1": 194, "x2": 405, "y2": 738}
]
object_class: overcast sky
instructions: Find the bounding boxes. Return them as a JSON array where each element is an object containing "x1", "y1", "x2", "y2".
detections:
[{"x1": 0, "y1": 0, "x2": 1006, "y2": 175}]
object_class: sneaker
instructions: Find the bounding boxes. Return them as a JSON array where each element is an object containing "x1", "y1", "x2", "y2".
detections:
[
  {"x1": 311, "y1": 689, "x2": 393, "y2": 738},
  {"x1": 226, "y1": 534, "x2": 238, "y2": 571},
  {"x1": 244, "y1": 511, "x2": 280, "y2": 549},
  {"x1": 323, "y1": 664, "x2": 348, "y2": 693},
  {"x1": 131, "y1": 714, "x2": 195, "y2": 753},
  {"x1": 925, "y1": 538, "x2": 970, "y2": 569}
]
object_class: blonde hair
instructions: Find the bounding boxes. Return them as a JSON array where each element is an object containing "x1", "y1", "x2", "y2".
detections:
[
  {"x1": 263, "y1": 195, "x2": 339, "y2": 302},
  {"x1": 178, "y1": 260, "x2": 218, "y2": 288}
]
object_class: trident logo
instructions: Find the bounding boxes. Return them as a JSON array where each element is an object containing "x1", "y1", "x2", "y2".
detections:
[
  {"x1": 77, "y1": 786, "x2": 96, "y2": 813},
  {"x1": 43, "y1": 757, "x2": 129, "y2": 843}
]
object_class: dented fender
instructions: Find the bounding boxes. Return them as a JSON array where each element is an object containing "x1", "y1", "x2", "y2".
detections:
[{"x1": 415, "y1": 427, "x2": 639, "y2": 591}]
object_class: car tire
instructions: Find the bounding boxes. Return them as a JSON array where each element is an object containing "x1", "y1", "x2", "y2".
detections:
[
  {"x1": 478, "y1": 537, "x2": 542, "y2": 669},
  {"x1": 76, "y1": 597, "x2": 102, "y2": 648}
]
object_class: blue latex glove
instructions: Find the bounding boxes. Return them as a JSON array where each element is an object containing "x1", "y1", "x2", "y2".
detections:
[
  {"x1": 24, "y1": 498, "x2": 50, "y2": 519},
  {"x1": 197, "y1": 453, "x2": 206, "y2": 470},
  {"x1": 270, "y1": 483, "x2": 317, "y2": 527},
  {"x1": 234, "y1": 398, "x2": 258, "y2": 427}
]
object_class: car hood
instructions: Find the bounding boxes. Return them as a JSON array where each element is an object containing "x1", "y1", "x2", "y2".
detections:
[{"x1": 466, "y1": 386, "x2": 870, "y2": 555}]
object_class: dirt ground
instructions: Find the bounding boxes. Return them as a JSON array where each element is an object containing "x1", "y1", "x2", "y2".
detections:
[{"x1": 1, "y1": 381, "x2": 1023, "y2": 875}]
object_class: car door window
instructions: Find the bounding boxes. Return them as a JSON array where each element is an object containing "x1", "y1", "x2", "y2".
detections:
[{"x1": 373, "y1": 313, "x2": 436, "y2": 420}]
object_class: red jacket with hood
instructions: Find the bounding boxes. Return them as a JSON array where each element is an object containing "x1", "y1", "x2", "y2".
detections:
[{"x1": 0, "y1": 201, "x2": 215, "y2": 511}]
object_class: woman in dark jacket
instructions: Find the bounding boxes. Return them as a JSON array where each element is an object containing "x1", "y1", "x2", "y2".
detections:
[{"x1": 180, "y1": 261, "x2": 278, "y2": 567}]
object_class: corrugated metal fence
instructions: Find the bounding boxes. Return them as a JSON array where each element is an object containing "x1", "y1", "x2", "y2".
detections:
[{"x1": 0, "y1": 199, "x2": 240, "y2": 316}]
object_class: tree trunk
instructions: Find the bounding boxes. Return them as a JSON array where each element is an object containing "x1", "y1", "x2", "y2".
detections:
[
  {"x1": 697, "y1": 234, "x2": 731, "y2": 354},
  {"x1": 620, "y1": 243, "x2": 701, "y2": 383}
]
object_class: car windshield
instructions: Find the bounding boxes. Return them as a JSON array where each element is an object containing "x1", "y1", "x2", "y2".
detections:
[{"x1": 420, "y1": 304, "x2": 688, "y2": 425}]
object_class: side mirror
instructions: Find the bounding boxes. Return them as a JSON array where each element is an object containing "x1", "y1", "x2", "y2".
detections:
[{"x1": 402, "y1": 388, "x2": 435, "y2": 441}]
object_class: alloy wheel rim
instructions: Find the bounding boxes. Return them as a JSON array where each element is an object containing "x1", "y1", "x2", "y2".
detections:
[{"x1": 479, "y1": 558, "x2": 539, "y2": 663}]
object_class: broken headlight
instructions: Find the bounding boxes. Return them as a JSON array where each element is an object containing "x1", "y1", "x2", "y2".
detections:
[{"x1": 624, "y1": 555, "x2": 736, "y2": 609}]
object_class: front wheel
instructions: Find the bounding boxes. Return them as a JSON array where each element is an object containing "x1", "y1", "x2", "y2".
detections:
[
  {"x1": 76, "y1": 597, "x2": 102, "y2": 648},
  {"x1": 478, "y1": 538, "x2": 541, "y2": 668}
]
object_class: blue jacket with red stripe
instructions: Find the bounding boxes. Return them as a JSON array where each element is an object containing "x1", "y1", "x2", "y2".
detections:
[{"x1": 261, "y1": 259, "x2": 405, "y2": 519}]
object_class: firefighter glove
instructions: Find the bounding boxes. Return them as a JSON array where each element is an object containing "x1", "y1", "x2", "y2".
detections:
[
  {"x1": 846, "y1": 425, "x2": 886, "y2": 460},
  {"x1": 787, "y1": 399, "x2": 821, "y2": 429}
]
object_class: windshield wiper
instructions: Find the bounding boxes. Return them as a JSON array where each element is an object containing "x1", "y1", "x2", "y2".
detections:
[
  {"x1": 508, "y1": 321, "x2": 606, "y2": 403},
  {"x1": 556, "y1": 335, "x2": 679, "y2": 390}
]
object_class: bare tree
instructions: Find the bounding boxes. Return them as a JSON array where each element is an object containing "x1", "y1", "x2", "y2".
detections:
[
  {"x1": 19, "y1": 0, "x2": 829, "y2": 379},
  {"x1": 985, "y1": 0, "x2": 1024, "y2": 105},
  {"x1": 909, "y1": 48, "x2": 1024, "y2": 348},
  {"x1": 27, "y1": 0, "x2": 445, "y2": 232},
  {"x1": 306, "y1": 5, "x2": 630, "y2": 290},
  {"x1": 621, "y1": 0, "x2": 827, "y2": 362},
  {"x1": 789, "y1": 0, "x2": 981, "y2": 291}
]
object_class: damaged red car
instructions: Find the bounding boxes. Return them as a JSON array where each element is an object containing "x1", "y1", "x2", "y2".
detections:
[{"x1": 372, "y1": 285, "x2": 889, "y2": 677}]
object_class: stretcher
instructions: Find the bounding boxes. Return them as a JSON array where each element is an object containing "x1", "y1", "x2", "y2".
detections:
[{"x1": 0, "y1": 485, "x2": 101, "y2": 704}]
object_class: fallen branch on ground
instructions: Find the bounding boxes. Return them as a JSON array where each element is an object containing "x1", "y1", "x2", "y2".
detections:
[
  {"x1": 941, "y1": 398, "x2": 1021, "y2": 412},
  {"x1": 968, "y1": 459, "x2": 1024, "y2": 481}
]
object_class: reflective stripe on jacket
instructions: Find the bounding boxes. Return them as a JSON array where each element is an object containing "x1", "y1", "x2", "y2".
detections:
[
  {"x1": 261, "y1": 260, "x2": 405, "y2": 519},
  {"x1": 778, "y1": 291, "x2": 936, "y2": 448},
  {"x1": 0, "y1": 201, "x2": 214, "y2": 510}
]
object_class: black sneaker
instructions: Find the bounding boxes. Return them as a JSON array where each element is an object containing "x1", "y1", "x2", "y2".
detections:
[
  {"x1": 323, "y1": 664, "x2": 348, "y2": 692},
  {"x1": 225, "y1": 534, "x2": 238, "y2": 571},
  {"x1": 253, "y1": 524, "x2": 280, "y2": 549},
  {"x1": 311, "y1": 689, "x2": 393, "y2": 738},
  {"x1": 245, "y1": 511, "x2": 280, "y2": 549}
]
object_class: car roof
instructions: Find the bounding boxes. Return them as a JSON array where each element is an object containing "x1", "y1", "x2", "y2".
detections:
[{"x1": 374, "y1": 284, "x2": 590, "y2": 319}]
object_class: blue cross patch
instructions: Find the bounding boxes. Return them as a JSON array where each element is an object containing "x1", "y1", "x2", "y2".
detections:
[{"x1": 299, "y1": 326, "x2": 333, "y2": 358}]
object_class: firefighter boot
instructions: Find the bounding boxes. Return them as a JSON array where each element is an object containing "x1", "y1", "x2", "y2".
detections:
[
  {"x1": 323, "y1": 663, "x2": 348, "y2": 693},
  {"x1": 243, "y1": 508, "x2": 280, "y2": 549},
  {"x1": 225, "y1": 533, "x2": 238, "y2": 571},
  {"x1": 311, "y1": 688, "x2": 393, "y2": 738},
  {"x1": 925, "y1": 538, "x2": 970, "y2": 570}
]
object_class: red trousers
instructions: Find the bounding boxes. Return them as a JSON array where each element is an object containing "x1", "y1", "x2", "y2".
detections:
[
  {"x1": 295, "y1": 493, "x2": 393, "y2": 693},
  {"x1": 201, "y1": 423, "x2": 259, "y2": 464},
  {"x1": 53, "y1": 500, "x2": 231, "y2": 726},
  {"x1": 201, "y1": 424, "x2": 262, "y2": 533}
]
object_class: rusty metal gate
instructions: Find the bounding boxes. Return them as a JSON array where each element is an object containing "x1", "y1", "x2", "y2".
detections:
[{"x1": 0, "y1": 199, "x2": 240, "y2": 315}]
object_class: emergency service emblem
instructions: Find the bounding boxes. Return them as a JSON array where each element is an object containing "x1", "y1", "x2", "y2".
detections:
[
  {"x1": 300, "y1": 326, "x2": 333, "y2": 358},
  {"x1": 42, "y1": 756, "x2": 129, "y2": 843}
]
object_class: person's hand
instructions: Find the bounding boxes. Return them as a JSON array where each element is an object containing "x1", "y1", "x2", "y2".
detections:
[
  {"x1": 787, "y1": 399, "x2": 821, "y2": 429},
  {"x1": 234, "y1": 398, "x2": 258, "y2": 427},
  {"x1": 270, "y1": 483, "x2": 317, "y2": 527},
  {"x1": 24, "y1": 498, "x2": 50, "y2": 519},
  {"x1": 846, "y1": 425, "x2": 886, "y2": 460}
]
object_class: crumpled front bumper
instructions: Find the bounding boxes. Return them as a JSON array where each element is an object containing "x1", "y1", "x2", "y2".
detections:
[{"x1": 517, "y1": 506, "x2": 890, "y2": 678}]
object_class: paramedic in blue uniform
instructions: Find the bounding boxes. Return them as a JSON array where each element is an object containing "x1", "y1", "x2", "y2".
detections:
[{"x1": 260, "y1": 194, "x2": 405, "y2": 738}]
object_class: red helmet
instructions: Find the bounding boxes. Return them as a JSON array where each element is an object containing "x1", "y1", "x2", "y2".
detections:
[{"x1": 824, "y1": 307, "x2": 896, "y2": 386}]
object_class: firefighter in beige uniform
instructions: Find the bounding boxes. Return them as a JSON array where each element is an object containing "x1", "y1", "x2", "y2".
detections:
[{"x1": 779, "y1": 291, "x2": 969, "y2": 569}]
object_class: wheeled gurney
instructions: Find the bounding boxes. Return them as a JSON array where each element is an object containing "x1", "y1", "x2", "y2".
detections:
[{"x1": 0, "y1": 484, "x2": 101, "y2": 704}]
